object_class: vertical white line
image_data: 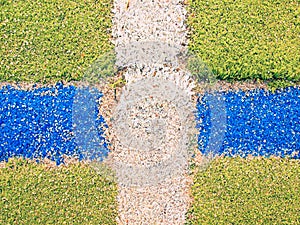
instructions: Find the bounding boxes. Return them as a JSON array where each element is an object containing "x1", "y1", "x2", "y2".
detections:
[{"x1": 111, "y1": 1, "x2": 192, "y2": 224}]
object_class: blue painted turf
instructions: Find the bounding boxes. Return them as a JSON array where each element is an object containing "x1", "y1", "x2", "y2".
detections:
[
  {"x1": 0, "y1": 84, "x2": 299, "y2": 164},
  {"x1": 0, "y1": 83, "x2": 109, "y2": 165},
  {"x1": 197, "y1": 87, "x2": 300, "y2": 159}
]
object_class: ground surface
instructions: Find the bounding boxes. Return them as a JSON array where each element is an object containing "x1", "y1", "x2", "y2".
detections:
[
  {"x1": 0, "y1": 0, "x2": 299, "y2": 224},
  {"x1": 0, "y1": 158, "x2": 118, "y2": 224},
  {"x1": 187, "y1": 0, "x2": 300, "y2": 87},
  {"x1": 187, "y1": 157, "x2": 300, "y2": 224},
  {"x1": 1, "y1": 157, "x2": 299, "y2": 224},
  {"x1": 0, "y1": 0, "x2": 113, "y2": 83}
]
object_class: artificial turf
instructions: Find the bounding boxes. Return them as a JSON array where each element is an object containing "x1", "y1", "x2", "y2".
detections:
[
  {"x1": 187, "y1": 156, "x2": 300, "y2": 224},
  {"x1": 1, "y1": 157, "x2": 299, "y2": 224},
  {"x1": 187, "y1": 0, "x2": 300, "y2": 87},
  {"x1": 1, "y1": 1, "x2": 299, "y2": 224},
  {"x1": 0, "y1": 0, "x2": 113, "y2": 83},
  {"x1": 0, "y1": 158, "x2": 118, "y2": 224}
]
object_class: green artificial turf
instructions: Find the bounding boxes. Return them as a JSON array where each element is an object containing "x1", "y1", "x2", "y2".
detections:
[
  {"x1": 0, "y1": 158, "x2": 118, "y2": 224},
  {"x1": 1, "y1": 158, "x2": 299, "y2": 225},
  {"x1": 0, "y1": 0, "x2": 113, "y2": 83},
  {"x1": 187, "y1": 157, "x2": 300, "y2": 224},
  {"x1": 187, "y1": 0, "x2": 300, "y2": 86}
]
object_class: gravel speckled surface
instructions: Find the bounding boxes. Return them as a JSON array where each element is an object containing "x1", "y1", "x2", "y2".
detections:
[{"x1": 110, "y1": 0, "x2": 194, "y2": 224}]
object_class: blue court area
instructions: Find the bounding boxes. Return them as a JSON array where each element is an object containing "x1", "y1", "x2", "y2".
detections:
[
  {"x1": 0, "y1": 83, "x2": 108, "y2": 164},
  {"x1": 0, "y1": 84, "x2": 299, "y2": 164},
  {"x1": 197, "y1": 87, "x2": 300, "y2": 159}
]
